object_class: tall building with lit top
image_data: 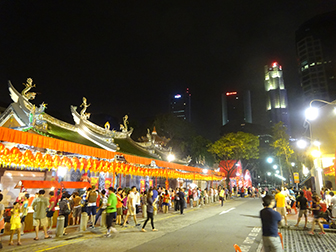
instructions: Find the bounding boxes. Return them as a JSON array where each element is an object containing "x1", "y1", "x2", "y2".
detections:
[
  {"x1": 170, "y1": 88, "x2": 191, "y2": 122},
  {"x1": 221, "y1": 90, "x2": 252, "y2": 126},
  {"x1": 265, "y1": 62, "x2": 290, "y2": 133}
]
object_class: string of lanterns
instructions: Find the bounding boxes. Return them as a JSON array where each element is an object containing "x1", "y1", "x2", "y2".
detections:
[{"x1": 0, "y1": 143, "x2": 222, "y2": 181}]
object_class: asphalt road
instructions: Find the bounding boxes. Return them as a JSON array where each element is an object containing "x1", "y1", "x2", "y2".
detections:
[
  {"x1": 126, "y1": 197, "x2": 263, "y2": 252},
  {"x1": 10, "y1": 197, "x2": 263, "y2": 252}
]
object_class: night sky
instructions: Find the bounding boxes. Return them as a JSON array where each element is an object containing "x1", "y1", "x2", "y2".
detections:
[{"x1": 1, "y1": 1, "x2": 336, "y2": 140}]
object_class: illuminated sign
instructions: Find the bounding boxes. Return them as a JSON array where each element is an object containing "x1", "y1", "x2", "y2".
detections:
[
  {"x1": 272, "y1": 62, "x2": 278, "y2": 68},
  {"x1": 226, "y1": 92, "x2": 237, "y2": 96},
  {"x1": 174, "y1": 94, "x2": 182, "y2": 99}
]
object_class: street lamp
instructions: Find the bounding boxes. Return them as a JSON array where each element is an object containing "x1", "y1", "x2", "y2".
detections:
[
  {"x1": 267, "y1": 157, "x2": 273, "y2": 164},
  {"x1": 303, "y1": 99, "x2": 336, "y2": 194},
  {"x1": 167, "y1": 153, "x2": 175, "y2": 162},
  {"x1": 297, "y1": 139, "x2": 308, "y2": 149},
  {"x1": 267, "y1": 172, "x2": 271, "y2": 176},
  {"x1": 276, "y1": 170, "x2": 280, "y2": 174},
  {"x1": 266, "y1": 156, "x2": 284, "y2": 187},
  {"x1": 273, "y1": 165, "x2": 278, "y2": 169}
]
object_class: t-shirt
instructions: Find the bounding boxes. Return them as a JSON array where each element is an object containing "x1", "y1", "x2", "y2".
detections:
[
  {"x1": 312, "y1": 201, "x2": 320, "y2": 217},
  {"x1": 147, "y1": 197, "x2": 154, "y2": 213},
  {"x1": 116, "y1": 194, "x2": 123, "y2": 208},
  {"x1": 152, "y1": 190, "x2": 158, "y2": 201},
  {"x1": 306, "y1": 191, "x2": 313, "y2": 201},
  {"x1": 106, "y1": 193, "x2": 117, "y2": 213},
  {"x1": 22, "y1": 200, "x2": 29, "y2": 216},
  {"x1": 128, "y1": 191, "x2": 136, "y2": 208},
  {"x1": 260, "y1": 208, "x2": 281, "y2": 237},
  {"x1": 296, "y1": 196, "x2": 308, "y2": 210},
  {"x1": 73, "y1": 196, "x2": 81, "y2": 207},
  {"x1": 32, "y1": 196, "x2": 49, "y2": 219},
  {"x1": 49, "y1": 196, "x2": 57, "y2": 211},
  {"x1": 100, "y1": 196, "x2": 108, "y2": 209},
  {"x1": 275, "y1": 192, "x2": 286, "y2": 208},
  {"x1": 178, "y1": 191, "x2": 185, "y2": 201}
]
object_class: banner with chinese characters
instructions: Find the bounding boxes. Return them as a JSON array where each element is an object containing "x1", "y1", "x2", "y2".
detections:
[
  {"x1": 149, "y1": 179, "x2": 153, "y2": 188},
  {"x1": 293, "y1": 172, "x2": 300, "y2": 183},
  {"x1": 105, "y1": 178, "x2": 112, "y2": 189},
  {"x1": 140, "y1": 179, "x2": 145, "y2": 192},
  {"x1": 90, "y1": 177, "x2": 99, "y2": 188}
]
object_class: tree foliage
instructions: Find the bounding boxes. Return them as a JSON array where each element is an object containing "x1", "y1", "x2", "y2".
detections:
[
  {"x1": 270, "y1": 122, "x2": 294, "y2": 182},
  {"x1": 208, "y1": 131, "x2": 259, "y2": 185}
]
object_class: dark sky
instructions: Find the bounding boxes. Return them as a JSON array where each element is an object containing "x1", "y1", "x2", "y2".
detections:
[{"x1": 1, "y1": 1, "x2": 336, "y2": 140}]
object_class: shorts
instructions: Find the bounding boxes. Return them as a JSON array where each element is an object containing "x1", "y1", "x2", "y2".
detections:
[
  {"x1": 73, "y1": 207, "x2": 82, "y2": 218},
  {"x1": 106, "y1": 212, "x2": 116, "y2": 229},
  {"x1": 299, "y1": 209, "x2": 307, "y2": 218},
  {"x1": 21, "y1": 215, "x2": 26, "y2": 224},
  {"x1": 162, "y1": 203, "x2": 169, "y2": 206},
  {"x1": 117, "y1": 208, "x2": 122, "y2": 215},
  {"x1": 47, "y1": 210, "x2": 55, "y2": 218},
  {"x1": 33, "y1": 217, "x2": 48, "y2": 227},
  {"x1": 276, "y1": 207, "x2": 287, "y2": 217},
  {"x1": 87, "y1": 206, "x2": 97, "y2": 216},
  {"x1": 11, "y1": 220, "x2": 21, "y2": 230},
  {"x1": 262, "y1": 236, "x2": 283, "y2": 252},
  {"x1": 127, "y1": 206, "x2": 135, "y2": 216}
]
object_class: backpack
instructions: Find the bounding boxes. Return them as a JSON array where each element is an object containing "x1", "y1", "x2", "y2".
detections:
[
  {"x1": 61, "y1": 201, "x2": 71, "y2": 215},
  {"x1": 88, "y1": 191, "x2": 97, "y2": 203}
]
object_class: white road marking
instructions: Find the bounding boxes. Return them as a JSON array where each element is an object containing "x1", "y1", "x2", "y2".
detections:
[
  {"x1": 219, "y1": 207, "x2": 235, "y2": 215},
  {"x1": 240, "y1": 245, "x2": 251, "y2": 252}
]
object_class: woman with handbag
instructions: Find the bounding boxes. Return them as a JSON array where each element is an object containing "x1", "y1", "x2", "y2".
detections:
[
  {"x1": 59, "y1": 193, "x2": 71, "y2": 235},
  {"x1": 141, "y1": 189, "x2": 158, "y2": 232}
]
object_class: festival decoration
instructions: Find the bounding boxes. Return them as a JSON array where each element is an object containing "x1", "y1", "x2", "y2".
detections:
[{"x1": 0, "y1": 146, "x2": 223, "y2": 181}]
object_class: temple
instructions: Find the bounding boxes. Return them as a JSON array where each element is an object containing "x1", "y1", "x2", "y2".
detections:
[{"x1": 0, "y1": 79, "x2": 227, "y2": 206}]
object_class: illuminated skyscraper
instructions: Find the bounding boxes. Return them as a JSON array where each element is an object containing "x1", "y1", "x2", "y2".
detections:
[
  {"x1": 170, "y1": 88, "x2": 191, "y2": 122},
  {"x1": 265, "y1": 62, "x2": 290, "y2": 133}
]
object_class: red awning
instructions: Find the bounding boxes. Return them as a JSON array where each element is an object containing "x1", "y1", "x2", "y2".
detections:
[
  {"x1": 15, "y1": 180, "x2": 61, "y2": 189},
  {"x1": 60, "y1": 181, "x2": 91, "y2": 189}
]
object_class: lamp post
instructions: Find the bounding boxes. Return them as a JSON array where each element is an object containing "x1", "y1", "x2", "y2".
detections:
[
  {"x1": 267, "y1": 156, "x2": 284, "y2": 187},
  {"x1": 303, "y1": 99, "x2": 336, "y2": 194}
]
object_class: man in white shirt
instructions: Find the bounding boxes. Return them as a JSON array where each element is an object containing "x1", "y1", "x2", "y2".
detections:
[
  {"x1": 135, "y1": 189, "x2": 141, "y2": 214},
  {"x1": 330, "y1": 192, "x2": 336, "y2": 218},
  {"x1": 123, "y1": 186, "x2": 140, "y2": 227}
]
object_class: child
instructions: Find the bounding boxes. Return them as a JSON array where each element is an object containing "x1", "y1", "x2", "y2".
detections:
[
  {"x1": 260, "y1": 195, "x2": 283, "y2": 252},
  {"x1": 9, "y1": 202, "x2": 22, "y2": 245},
  {"x1": 309, "y1": 195, "x2": 325, "y2": 235}
]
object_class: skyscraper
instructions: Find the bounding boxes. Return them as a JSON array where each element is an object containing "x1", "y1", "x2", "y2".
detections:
[
  {"x1": 221, "y1": 90, "x2": 252, "y2": 126},
  {"x1": 296, "y1": 10, "x2": 336, "y2": 104},
  {"x1": 170, "y1": 88, "x2": 191, "y2": 122},
  {"x1": 264, "y1": 62, "x2": 290, "y2": 133}
]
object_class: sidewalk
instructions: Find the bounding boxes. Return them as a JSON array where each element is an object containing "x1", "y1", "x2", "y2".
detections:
[
  {"x1": 0, "y1": 199, "x2": 222, "y2": 251},
  {"x1": 278, "y1": 209, "x2": 336, "y2": 251}
]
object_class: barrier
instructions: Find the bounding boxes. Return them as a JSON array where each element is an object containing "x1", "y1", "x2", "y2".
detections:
[
  {"x1": 80, "y1": 212, "x2": 88, "y2": 231},
  {"x1": 55, "y1": 216, "x2": 65, "y2": 238}
]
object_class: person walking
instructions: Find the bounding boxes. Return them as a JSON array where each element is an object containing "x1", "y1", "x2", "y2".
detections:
[
  {"x1": 20, "y1": 193, "x2": 29, "y2": 235},
  {"x1": 309, "y1": 195, "x2": 325, "y2": 235},
  {"x1": 178, "y1": 187, "x2": 185, "y2": 215},
  {"x1": 95, "y1": 190, "x2": 107, "y2": 227},
  {"x1": 294, "y1": 191, "x2": 308, "y2": 229},
  {"x1": 47, "y1": 191, "x2": 57, "y2": 232},
  {"x1": 260, "y1": 195, "x2": 283, "y2": 252},
  {"x1": 123, "y1": 186, "x2": 140, "y2": 227},
  {"x1": 219, "y1": 188, "x2": 225, "y2": 207},
  {"x1": 32, "y1": 190, "x2": 51, "y2": 240},
  {"x1": 116, "y1": 188, "x2": 124, "y2": 225},
  {"x1": 86, "y1": 187, "x2": 98, "y2": 228},
  {"x1": 9, "y1": 202, "x2": 22, "y2": 246},
  {"x1": 162, "y1": 190, "x2": 170, "y2": 213},
  {"x1": 142, "y1": 189, "x2": 158, "y2": 232},
  {"x1": 174, "y1": 188, "x2": 180, "y2": 212},
  {"x1": 106, "y1": 187, "x2": 117, "y2": 237},
  {"x1": 59, "y1": 193, "x2": 71, "y2": 235},
  {"x1": 275, "y1": 187, "x2": 288, "y2": 226}
]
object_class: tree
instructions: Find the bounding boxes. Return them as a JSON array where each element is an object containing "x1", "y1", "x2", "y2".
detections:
[
  {"x1": 190, "y1": 135, "x2": 215, "y2": 167},
  {"x1": 270, "y1": 122, "x2": 294, "y2": 183},
  {"x1": 208, "y1": 131, "x2": 259, "y2": 186}
]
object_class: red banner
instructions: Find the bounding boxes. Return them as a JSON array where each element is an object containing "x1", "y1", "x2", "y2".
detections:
[{"x1": 105, "y1": 178, "x2": 112, "y2": 189}]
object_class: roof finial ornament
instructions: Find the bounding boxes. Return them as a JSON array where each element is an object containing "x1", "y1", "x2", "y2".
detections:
[
  {"x1": 22, "y1": 78, "x2": 36, "y2": 100},
  {"x1": 80, "y1": 97, "x2": 91, "y2": 120}
]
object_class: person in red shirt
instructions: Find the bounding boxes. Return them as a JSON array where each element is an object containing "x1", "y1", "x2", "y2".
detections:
[
  {"x1": 306, "y1": 188, "x2": 313, "y2": 208},
  {"x1": 162, "y1": 190, "x2": 170, "y2": 214},
  {"x1": 47, "y1": 191, "x2": 57, "y2": 232},
  {"x1": 116, "y1": 188, "x2": 124, "y2": 225}
]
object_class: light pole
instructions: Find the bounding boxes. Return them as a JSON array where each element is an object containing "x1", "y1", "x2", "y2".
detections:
[
  {"x1": 267, "y1": 156, "x2": 284, "y2": 187},
  {"x1": 303, "y1": 99, "x2": 336, "y2": 194}
]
